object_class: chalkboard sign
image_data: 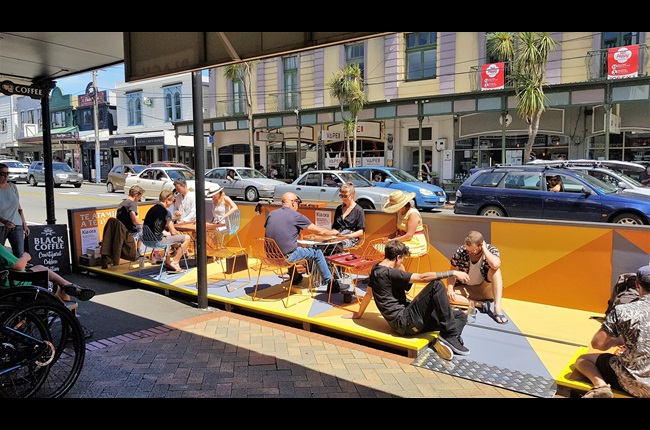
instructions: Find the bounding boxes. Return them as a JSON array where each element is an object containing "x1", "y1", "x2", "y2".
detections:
[{"x1": 25, "y1": 224, "x2": 71, "y2": 276}]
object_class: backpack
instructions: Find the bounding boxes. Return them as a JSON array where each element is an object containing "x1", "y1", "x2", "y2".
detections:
[{"x1": 605, "y1": 272, "x2": 639, "y2": 316}]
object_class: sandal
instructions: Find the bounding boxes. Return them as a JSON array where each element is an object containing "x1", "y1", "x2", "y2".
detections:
[{"x1": 493, "y1": 313, "x2": 509, "y2": 324}]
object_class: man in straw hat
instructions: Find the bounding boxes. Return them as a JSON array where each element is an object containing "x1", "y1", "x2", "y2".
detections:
[{"x1": 343, "y1": 239, "x2": 471, "y2": 361}]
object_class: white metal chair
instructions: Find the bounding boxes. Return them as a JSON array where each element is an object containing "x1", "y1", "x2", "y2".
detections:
[
  {"x1": 225, "y1": 210, "x2": 243, "y2": 249},
  {"x1": 139, "y1": 224, "x2": 188, "y2": 281}
]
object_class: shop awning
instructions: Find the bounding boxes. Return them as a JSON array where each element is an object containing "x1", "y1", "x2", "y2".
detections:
[{"x1": 18, "y1": 126, "x2": 79, "y2": 144}]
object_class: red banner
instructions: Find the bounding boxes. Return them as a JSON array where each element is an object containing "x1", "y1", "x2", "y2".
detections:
[
  {"x1": 481, "y1": 62, "x2": 505, "y2": 91},
  {"x1": 608, "y1": 45, "x2": 639, "y2": 79}
]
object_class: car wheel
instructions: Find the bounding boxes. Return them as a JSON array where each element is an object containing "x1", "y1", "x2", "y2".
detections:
[
  {"x1": 357, "y1": 200, "x2": 374, "y2": 210},
  {"x1": 245, "y1": 187, "x2": 259, "y2": 202},
  {"x1": 54, "y1": 183, "x2": 61, "y2": 188},
  {"x1": 107, "y1": 182, "x2": 115, "y2": 193},
  {"x1": 74, "y1": 184, "x2": 82, "y2": 188},
  {"x1": 479, "y1": 205, "x2": 506, "y2": 217},
  {"x1": 612, "y1": 213, "x2": 644, "y2": 225},
  {"x1": 28, "y1": 176, "x2": 37, "y2": 186}
]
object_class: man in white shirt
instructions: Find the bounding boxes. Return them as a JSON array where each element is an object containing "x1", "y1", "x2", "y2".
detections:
[{"x1": 172, "y1": 177, "x2": 196, "y2": 223}]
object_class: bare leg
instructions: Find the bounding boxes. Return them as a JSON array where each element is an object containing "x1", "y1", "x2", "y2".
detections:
[
  {"x1": 488, "y1": 267, "x2": 505, "y2": 317},
  {"x1": 30, "y1": 265, "x2": 71, "y2": 301},
  {"x1": 575, "y1": 353, "x2": 609, "y2": 388}
]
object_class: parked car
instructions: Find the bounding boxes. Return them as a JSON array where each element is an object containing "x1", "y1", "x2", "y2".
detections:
[
  {"x1": 148, "y1": 162, "x2": 194, "y2": 172},
  {"x1": 106, "y1": 164, "x2": 148, "y2": 193},
  {"x1": 454, "y1": 164, "x2": 650, "y2": 225},
  {"x1": 0, "y1": 159, "x2": 28, "y2": 183},
  {"x1": 528, "y1": 159, "x2": 650, "y2": 198},
  {"x1": 345, "y1": 166, "x2": 447, "y2": 210},
  {"x1": 124, "y1": 167, "x2": 201, "y2": 200},
  {"x1": 27, "y1": 160, "x2": 83, "y2": 188},
  {"x1": 205, "y1": 167, "x2": 284, "y2": 202},
  {"x1": 272, "y1": 170, "x2": 394, "y2": 210}
]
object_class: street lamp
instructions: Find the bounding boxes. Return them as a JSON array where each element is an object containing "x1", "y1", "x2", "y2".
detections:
[{"x1": 295, "y1": 109, "x2": 302, "y2": 176}]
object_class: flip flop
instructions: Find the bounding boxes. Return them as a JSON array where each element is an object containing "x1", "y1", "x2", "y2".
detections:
[
  {"x1": 493, "y1": 313, "x2": 509, "y2": 324},
  {"x1": 164, "y1": 263, "x2": 185, "y2": 274}
]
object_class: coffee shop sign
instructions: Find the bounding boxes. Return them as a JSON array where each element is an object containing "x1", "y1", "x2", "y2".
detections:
[{"x1": 0, "y1": 80, "x2": 45, "y2": 99}]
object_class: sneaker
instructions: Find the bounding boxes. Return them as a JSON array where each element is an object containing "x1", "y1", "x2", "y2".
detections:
[
  {"x1": 438, "y1": 334, "x2": 470, "y2": 356},
  {"x1": 582, "y1": 385, "x2": 613, "y2": 398},
  {"x1": 431, "y1": 339, "x2": 454, "y2": 361},
  {"x1": 62, "y1": 283, "x2": 96, "y2": 302}
]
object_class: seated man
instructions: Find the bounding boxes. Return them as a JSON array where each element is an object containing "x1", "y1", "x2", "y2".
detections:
[
  {"x1": 343, "y1": 240, "x2": 470, "y2": 360},
  {"x1": 0, "y1": 245, "x2": 96, "y2": 304},
  {"x1": 446, "y1": 230, "x2": 508, "y2": 324},
  {"x1": 264, "y1": 192, "x2": 339, "y2": 290},
  {"x1": 323, "y1": 174, "x2": 338, "y2": 187}
]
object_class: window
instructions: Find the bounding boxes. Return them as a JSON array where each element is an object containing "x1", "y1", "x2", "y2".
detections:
[
  {"x1": 600, "y1": 32, "x2": 640, "y2": 76},
  {"x1": 0, "y1": 118, "x2": 6, "y2": 133},
  {"x1": 50, "y1": 111, "x2": 66, "y2": 128},
  {"x1": 406, "y1": 32, "x2": 437, "y2": 81},
  {"x1": 127, "y1": 92, "x2": 143, "y2": 126},
  {"x1": 283, "y1": 56, "x2": 299, "y2": 110},
  {"x1": 346, "y1": 43, "x2": 365, "y2": 83},
  {"x1": 164, "y1": 84, "x2": 182, "y2": 122},
  {"x1": 408, "y1": 127, "x2": 433, "y2": 141},
  {"x1": 83, "y1": 110, "x2": 93, "y2": 127},
  {"x1": 231, "y1": 77, "x2": 246, "y2": 115}
]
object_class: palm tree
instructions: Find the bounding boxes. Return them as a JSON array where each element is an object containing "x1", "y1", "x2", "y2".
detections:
[
  {"x1": 327, "y1": 64, "x2": 366, "y2": 167},
  {"x1": 488, "y1": 32, "x2": 559, "y2": 162},
  {"x1": 224, "y1": 62, "x2": 256, "y2": 168}
]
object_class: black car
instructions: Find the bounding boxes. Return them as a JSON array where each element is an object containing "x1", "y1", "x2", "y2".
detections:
[{"x1": 454, "y1": 165, "x2": 650, "y2": 225}]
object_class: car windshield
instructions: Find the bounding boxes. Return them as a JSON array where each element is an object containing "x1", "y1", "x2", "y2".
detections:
[
  {"x1": 166, "y1": 169, "x2": 195, "y2": 180},
  {"x1": 390, "y1": 169, "x2": 420, "y2": 182},
  {"x1": 52, "y1": 162, "x2": 73, "y2": 172},
  {"x1": 336, "y1": 172, "x2": 373, "y2": 187},
  {"x1": 237, "y1": 169, "x2": 267, "y2": 179},
  {"x1": 133, "y1": 165, "x2": 147, "y2": 173},
  {"x1": 571, "y1": 170, "x2": 619, "y2": 194},
  {"x1": 3, "y1": 161, "x2": 23, "y2": 168}
]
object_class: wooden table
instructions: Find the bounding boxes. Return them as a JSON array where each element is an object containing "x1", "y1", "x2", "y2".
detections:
[{"x1": 175, "y1": 221, "x2": 225, "y2": 258}]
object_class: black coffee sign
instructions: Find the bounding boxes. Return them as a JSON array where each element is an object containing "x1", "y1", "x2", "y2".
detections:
[{"x1": 26, "y1": 224, "x2": 71, "y2": 275}]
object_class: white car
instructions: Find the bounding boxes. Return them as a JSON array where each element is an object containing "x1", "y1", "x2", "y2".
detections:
[
  {"x1": 272, "y1": 170, "x2": 394, "y2": 210},
  {"x1": 528, "y1": 159, "x2": 650, "y2": 197},
  {"x1": 1, "y1": 159, "x2": 29, "y2": 183},
  {"x1": 205, "y1": 167, "x2": 285, "y2": 202}
]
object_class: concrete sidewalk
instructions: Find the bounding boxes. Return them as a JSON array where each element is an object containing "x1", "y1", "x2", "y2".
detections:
[{"x1": 63, "y1": 273, "x2": 538, "y2": 398}]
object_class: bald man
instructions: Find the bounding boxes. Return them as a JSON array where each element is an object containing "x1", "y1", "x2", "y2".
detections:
[{"x1": 264, "y1": 192, "x2": 338, "y2": 290}]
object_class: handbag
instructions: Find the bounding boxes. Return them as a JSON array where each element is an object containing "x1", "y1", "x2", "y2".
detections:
[{"x1": 225, "y1": 253, "x2": 248, "y2": 274}]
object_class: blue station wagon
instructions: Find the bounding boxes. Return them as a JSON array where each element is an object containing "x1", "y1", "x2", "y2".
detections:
[
  {"x1": 454, "y1": 165, "x2": 650, "y2": 225},
  {"x1": 346, "y1": 166, "x2": 447, "y2": 211}
]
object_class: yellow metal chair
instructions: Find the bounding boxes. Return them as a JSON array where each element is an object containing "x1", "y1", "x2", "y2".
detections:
[{"x1": 252, "y1": 237, "x2": 313, "y2": 308}]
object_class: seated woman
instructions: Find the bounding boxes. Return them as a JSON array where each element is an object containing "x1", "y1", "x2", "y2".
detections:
[
  {"x1": 206, "y1": 183, "x2": 238, "y2": 250},
  {"x1": 378, "y1": 190, "x2": 427, "y2": 258},
  {"x1": 331, "y1": 182, "x2": 365, "y2": 253}
]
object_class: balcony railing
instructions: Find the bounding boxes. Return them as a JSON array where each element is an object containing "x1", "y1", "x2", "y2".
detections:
[
  {"x1": 586, "y1": 44, "x2": 649, "y2": 80},
  {"x1": 469, "y1": 62, "x2": 512, "y2": 92}
]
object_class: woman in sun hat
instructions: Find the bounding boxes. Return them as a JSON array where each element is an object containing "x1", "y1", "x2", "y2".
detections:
[
  {"x1": 206, "y1": 183, "x2": 238, "y2": 247},
  {"x1": 380, "y1": 190, "x2": 427, "y2": 257}
]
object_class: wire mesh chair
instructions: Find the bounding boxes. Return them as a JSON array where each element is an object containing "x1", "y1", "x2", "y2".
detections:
[
  {"x1": 405, "y1": 223, "x2": 434, "y2": 297},
  {"x1": 225, "y1": 210, "x2": 244, "y2": 249},
  {"x1": 252, "y1": 237, "x2": 313, "y2": 308},
  {"x1": 139, "y1": 224, "x2": 188, "y2": 281}
]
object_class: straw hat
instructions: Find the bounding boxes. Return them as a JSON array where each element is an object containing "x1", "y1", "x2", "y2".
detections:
[
  {"x1": 383, "y1": 190, "x2": 416, "y2": 213},
  {"x1": 206, "y1": 184, "x2": 223, "y2": 198}
]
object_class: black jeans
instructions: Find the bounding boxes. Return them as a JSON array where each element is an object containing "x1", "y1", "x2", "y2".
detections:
[{"x1": 392, "y1": 279, "x2": 466, "y2": 338}]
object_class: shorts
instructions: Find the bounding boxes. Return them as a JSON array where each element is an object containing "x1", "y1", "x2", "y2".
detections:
[{"x1": 453, "y1": 280, "x2": 493, "y2": 301}]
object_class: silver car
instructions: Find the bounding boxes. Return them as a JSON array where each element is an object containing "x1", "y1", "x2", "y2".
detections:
[
  {"x1": 124, "y1": 167, "x2": 199, "y2": 200},
  {"x1": 205, "y1": 167, "x2": 285, "y2": 202},
  {"x1": 272, "y1": 170, "x2": 394, "y2": 210},
  {"x1": 27, "y1": 161, "x2": 83, "y2": 188},
  {"x1": 1, "y1": 159, "x2": 28, "y2": 183}
]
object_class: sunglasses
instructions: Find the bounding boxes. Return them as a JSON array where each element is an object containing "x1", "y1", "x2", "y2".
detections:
[
  {"x1": 339, "y1": 193, "x2": 350, "y2": 198},
  {"x1": 0, "y1": 172, "x2": 8, "y2": 177},
  {"x1": 292, "y1": 198, "x2": 302, "y2": 205}
]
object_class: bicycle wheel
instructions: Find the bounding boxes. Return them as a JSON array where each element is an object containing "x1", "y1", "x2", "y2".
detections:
[
  {"x1": 0, "y1": 300, "x2": 85, "y2": 398},
  {"x1": 0, "y1": 303, "x2": 54, "y2": 398}
]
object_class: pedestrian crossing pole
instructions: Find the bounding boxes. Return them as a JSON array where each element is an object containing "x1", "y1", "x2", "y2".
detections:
[{"x1": 93, "y1": 70, "x2": 101, "y2": 183}]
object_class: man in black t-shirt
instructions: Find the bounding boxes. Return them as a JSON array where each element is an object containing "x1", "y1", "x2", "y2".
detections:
[{"x1": 343, "y1": 240, "x2": 470, "y2": 360}]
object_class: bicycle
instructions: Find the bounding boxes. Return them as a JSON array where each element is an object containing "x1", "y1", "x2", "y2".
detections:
[{"x1": 0, "y1": 277, "x2": 86, "y2": 398}]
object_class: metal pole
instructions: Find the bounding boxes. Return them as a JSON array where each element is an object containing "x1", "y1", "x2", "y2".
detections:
[
  {"x1": 295, "y1": 109, "x2": 302, "y2": 176},
  {"x1": 93, "y1": 70, "x2": 101, "y2": 183},
  {"x1": 417, "y1": 101, "x2": 424, "y2": 181}
]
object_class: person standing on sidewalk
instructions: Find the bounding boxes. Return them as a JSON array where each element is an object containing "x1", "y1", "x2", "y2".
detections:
[
  {"x1": 343, "y1": 239, "x2": 471, "y2": 361},
  {"x1": 0, "y1": 163, "x2": 29, "y2": 257}
]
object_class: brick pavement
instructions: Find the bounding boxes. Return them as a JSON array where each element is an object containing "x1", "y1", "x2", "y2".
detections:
[{"x1": 67, "y1": 310, "x2": 536, "y2": 398}]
